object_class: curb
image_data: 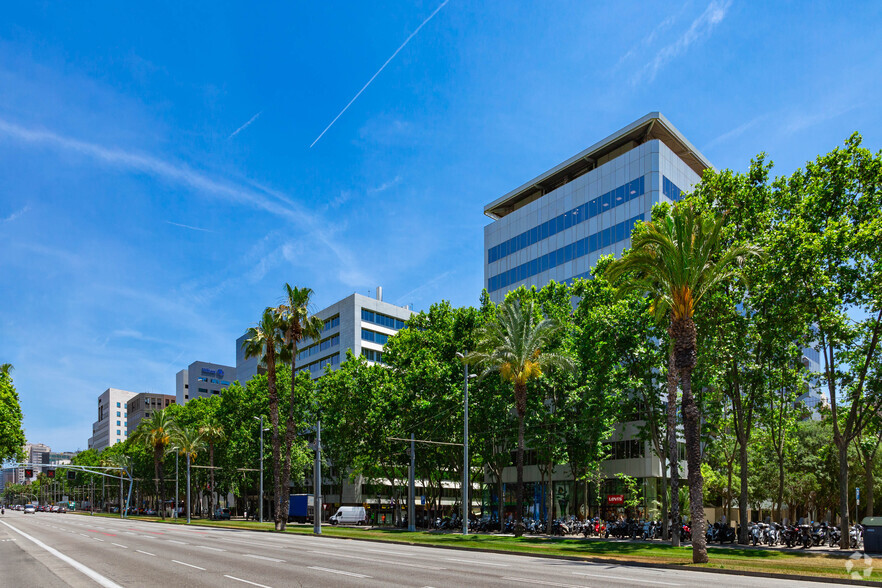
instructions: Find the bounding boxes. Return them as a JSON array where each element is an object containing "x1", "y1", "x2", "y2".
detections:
[{"x1": 84, "y1": 514, "x2": 882, "y2": 587}]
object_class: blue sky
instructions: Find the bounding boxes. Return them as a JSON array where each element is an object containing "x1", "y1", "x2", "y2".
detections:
[{"x1": 1, "y1": 1, "x2": 880, "y2": 452}]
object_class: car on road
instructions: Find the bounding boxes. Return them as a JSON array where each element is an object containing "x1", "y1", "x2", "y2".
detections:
[
  {"x1": 23, "y1": 504, "x2": 36, "y2": 514},
  {"x1": 213, "y1": 508, "x2": 231, "y2": 520}
]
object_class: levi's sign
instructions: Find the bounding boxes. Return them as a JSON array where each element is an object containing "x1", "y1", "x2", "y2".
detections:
[{"x1": 607, "y1": 494, "x2": 624, "y2": 505}]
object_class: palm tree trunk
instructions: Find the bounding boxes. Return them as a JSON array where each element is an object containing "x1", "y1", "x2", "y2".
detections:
[
  {"x1": 154, "y1": 446, "x2": 165, "y2": 520},
  {"x1": 516, "y1": 406, "x2": 525, "y2": 537},
  {"x1": 681, "y1": 369, "x2": 708, "y2": 563},
  {"x1": 667, "y1": 348, "x2": 680, "y2": 547}
]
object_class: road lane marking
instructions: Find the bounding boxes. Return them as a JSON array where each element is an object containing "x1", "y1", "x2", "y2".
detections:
[
  {"x1": 224, "y1": 575, "x2": 273, "y2": 588},
  {"x1": 172, "y1": 560, "x2": 206, "y2": 570},
  {"x1": 243, "y1": 554, "x2": 285, "y2": 562},
  {"x1": 308, "y1": 550, "x2": 445, "y2": 571},
  {"x1": 93, "y1": 538, "x2": 105, "y2": 542},
  {"x1": 197, "y1": 545, "x2": 225, "y2": 551},
  {"x1": 572, "y1": 571, "x2": 679, "y2": 586},
  {"x1": 168, "y1": 539, "x2": 188, "y2": 545},
  {"x1": 503, "y1": 578, "x2": 587, "y2": 588},
  {"x1": 445, "y1": 557, "x2": 509, "y2": 567},
  {"x1": 0, "y1": 520, "x2": 124, "y2": 588},
  {"x1": 111, "y1": 543, "x2": 128, "y2": 549},
  {"x1": 308, "y1": 566, "x2": 370, "y2": 578},
  {"x1": 136, "y1": 550, "x2": 155, "y2": 556}
]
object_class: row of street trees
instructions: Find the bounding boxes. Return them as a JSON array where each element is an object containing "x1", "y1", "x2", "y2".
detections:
[{"x1": 2, "y1": 134, "x2": 878, "y2": 568}]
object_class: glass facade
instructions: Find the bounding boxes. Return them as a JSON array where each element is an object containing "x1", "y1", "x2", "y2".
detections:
[
  {"x1": 361, "y1": 329, "x2": 390, "y2": 345},
  {"x1": 662, "y1": 176, "x2": 683, "y2": 201},
  {"x1": 297, "y1": 334, "x2": 340, "y2": 361},
  {"x1": 361, "y1": 309, "x2": 407, "y2": 330},
  {"x1": 361, "y1": 348, "x2": 385, "y2": 364},
  {"x1": 488, "y1": 177, "x2": 645, "y2": 264},
  {"x1": 488, "y1": 214, "x2": 645, "y2": 293}
]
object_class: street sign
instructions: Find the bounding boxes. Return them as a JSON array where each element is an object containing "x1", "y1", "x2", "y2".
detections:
[
  {"x1": 67, "y1": 470, "x2": 76, "y2": 481},
  {"x1": 47, "y1": 469, "x2": 55, "y2": 479},
  {"x1": 607, "y1": 494, "x2": 624, "y2": 505},
  {"x1": 25, "y1": 468, "x2": 33, "y2": 478},
  {"x1": 420, "y1": 495, "x2": 425, "y2": 505}
]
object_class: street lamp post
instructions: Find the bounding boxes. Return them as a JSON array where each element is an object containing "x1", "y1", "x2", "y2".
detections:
[
  {"x1": 186, "y1": 452, "x2": 191, "y2": 524},
  {"x1": 455, "y1": 352, "x2": 473, "y2": 535},
  {"x1": 253, "y1": 416, "x2": 265, "y2": 524}
]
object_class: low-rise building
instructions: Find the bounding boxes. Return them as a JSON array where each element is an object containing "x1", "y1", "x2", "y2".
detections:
[{"x1": 126, "y1": 392, "x2": 176, "y2": 434}]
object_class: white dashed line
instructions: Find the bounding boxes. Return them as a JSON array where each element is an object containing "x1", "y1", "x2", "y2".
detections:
[
  {"x1": 572, "y1": 571, "x2": 680, "y2": 585},
  {"x1": 168, "y1": 539, "x2": 188, "y2": 545},
  {"x1": 111, "y1": 543, "x2": 128, "y2": 549},
  {"x1": 243, "y1": 554, "x2": 285, "y2": 562},
  {"x1": 172, "y1": 560, "x2": 206, "y2": 571},
  {"x1": 224, "y1": 575, "x2": 272, "y2": 588},
  {"x1": 445, "y1": 557, "x2": 509, "y2": 567},
  {"x1": 135, "y1": 550, "x2": 155, "y2": 556},
  {"x1": 308, "y1": 550, "x2": 444, "y2": 570},
  {"x1": 308, "y1": 566, "x2": 370, "y2": 578},
  {"x1": 503, "y1": 578, "x2": 586, "y2": 588},
  {"x1": 197, "y1": 545, "x2": 225, "y2": 551}
]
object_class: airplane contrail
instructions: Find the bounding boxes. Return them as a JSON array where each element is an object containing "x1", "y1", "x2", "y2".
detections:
[
  {"x1": 309, "y1": 0, "x2": 449, "y2": 148},
  {"x1": 229, "y1": 111, "x2": 262, "y2": 139}
]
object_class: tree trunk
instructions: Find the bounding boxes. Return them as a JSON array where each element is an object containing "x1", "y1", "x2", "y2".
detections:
[
  {"x1": 681, "y1": 370, "x2": 708, "y2": 563},
  {"x1": 776, "y1": 452, "x2": 784, "y2": 522},
  {"x1": 838, "y1": 441, "x2": 850, "y2": 549},
  {"x1": 660, "y1": 452, "x2": 669, "y2": 541},
  {"x1": 209, "y1": 444, "x2": 215, "y2": 519},
  {"x1": 866, "y1": 462, "x2": 875, "y2": 518},
  {"x1": 667, "y1": 348, "x2": 680, "y2": 547},
  {"x1": 515, "y1": 406, "x2": 525, "y2": 537},
  {"x1": 738, "y1": 433, "x2": 750, "y2": 543},
  {"x1": 154, "y1": 446, "x2": 165, "y2": 520},
  {"x1": 726, "y1": 457, "x2": 733, "y2": 526},
  {"x1": 497, "y1": 471, "x2": 504, "y2": 533}
]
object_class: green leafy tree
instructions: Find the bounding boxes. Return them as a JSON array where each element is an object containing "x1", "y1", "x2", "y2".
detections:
[
  {"x1": 607, "y1": 203, "x2": 761, "y2": 563},
  {"x1": 130, "y1": 409, "x2": 176, "y2": 519},
  {"x1": 468, "y1": 297, "x2": 573, "y2": 536},
  {"x1": 0, "y1": 364, "x2": 26, "y2": 463},
  {"x1": 775, "y1": 135, "x2": 882, "y2": 547}
]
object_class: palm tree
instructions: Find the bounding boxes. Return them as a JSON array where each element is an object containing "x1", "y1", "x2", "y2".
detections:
[
  {"x1": 131, "y1": 409, "x2": 176, "y2": 519},
  {"x1": 606, "y1": 203, "x2": 760, "y2": 563},
  {"x1": 468, "y1": 297, "x2": 573, "y2": 536},
  {"x1": 199, "y1": 423, "x2": 225, "y2": 519},
  {"x1": 276, "y1": 284, "x2": 324, "y2": 532},
  {"x1": 243, "y1": 306, "x2": 285, "y2": 530},
  {"x1": 172, "y1": 426, "x2": 206, "y2": 523}
]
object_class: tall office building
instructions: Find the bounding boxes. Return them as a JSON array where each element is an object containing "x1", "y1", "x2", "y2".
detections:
[
  {"x1": 483, "y1": 113, "x2": 711, "y2": 520},
  {"x1": 88, "y1": 388, "x2": 137, "y2": 452},
  {"x1": 235, "y1": 288, "x2": 414, "y2": 383},
  {"x1": 175, "y1": 361, "x2": 235, "y2": 405},
  {"x1": 484, "y1": 112, "x2": 710, "y2": 304}
]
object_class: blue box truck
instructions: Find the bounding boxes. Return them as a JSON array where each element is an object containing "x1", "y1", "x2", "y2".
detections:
[{"x1": 288, "y1": 494, "x2": 314, "y2": 523}]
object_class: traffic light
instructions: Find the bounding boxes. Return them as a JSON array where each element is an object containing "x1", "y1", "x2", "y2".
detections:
[
  {"x1": 67, "y1": 470, "x2": 76, "y2": 481},
  {"x1": 25, "y1": 468, "x2": 33, "y2": 478},
  {"x1": 47, "y1": 469, "x2": 55, "y2": 479}
]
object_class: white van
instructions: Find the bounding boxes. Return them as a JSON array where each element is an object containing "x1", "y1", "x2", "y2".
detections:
[{"x1": 329, "y1": 506, "x2": 367, "y2": 525}]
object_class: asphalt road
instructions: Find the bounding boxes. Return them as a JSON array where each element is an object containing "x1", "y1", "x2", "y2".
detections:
[{"x1": 0, "y1": 510, "x2": 861, "y2": 587}]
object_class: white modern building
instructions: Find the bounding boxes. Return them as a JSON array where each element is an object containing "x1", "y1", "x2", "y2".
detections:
[
  {"x1": 483, "y1": 113, "x2": 709, "y2": 520},
  {"x1": 175, "y1": 361, "x2": 236, "y2": 405},
  {"x1": 87, "y1": 388, "x2": 137, "y2": 452},
  {"x1": 484, "y1": 111, "x2": 709, "y2": 304},
  {"x1": 235, "y1": 288, "x2": 414, "y2": 383}
]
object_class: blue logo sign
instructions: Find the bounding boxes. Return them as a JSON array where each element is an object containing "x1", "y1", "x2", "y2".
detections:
[
  {"x1": 217, "y1": 369, "x2": 224, "y2": 378},
  {"x1": 201, "y1": 367, "x2": 216, "y2": 376}
]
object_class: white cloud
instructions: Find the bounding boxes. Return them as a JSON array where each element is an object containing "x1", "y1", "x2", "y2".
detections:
[
  {"x1": 368, "y1": 175, "x2": 402, "y2": 194},
  {"x1": 635, "y1": 0, "x2": 732, "y2": 84},
  {"x1": 2, "y1": 205, "x2": 29, "y2": 222}
]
